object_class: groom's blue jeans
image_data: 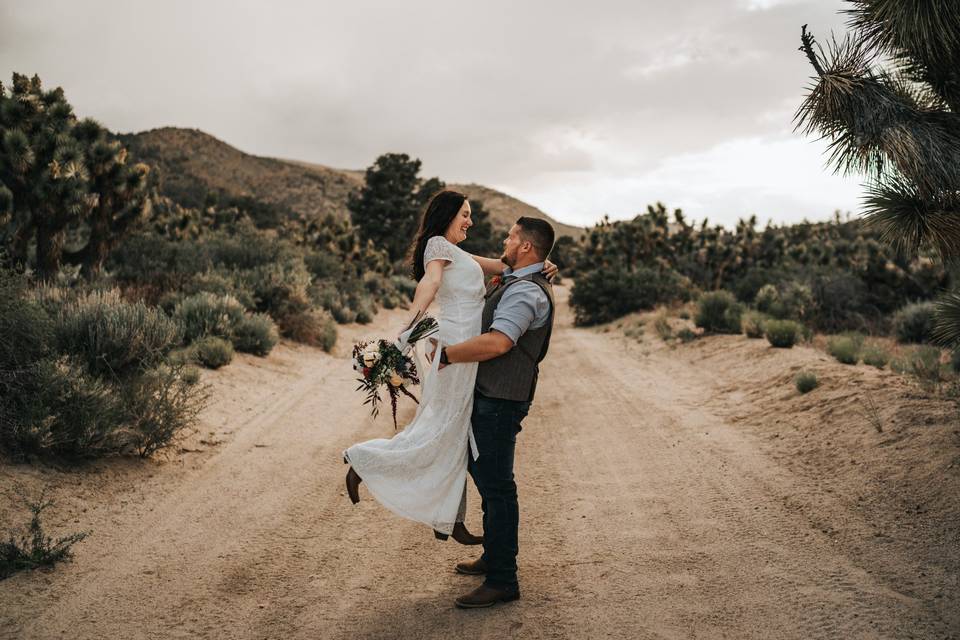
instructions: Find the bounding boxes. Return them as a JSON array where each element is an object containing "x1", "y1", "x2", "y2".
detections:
[{"x1": 467, "y1": 391, "x2": 530, "y2": 592}]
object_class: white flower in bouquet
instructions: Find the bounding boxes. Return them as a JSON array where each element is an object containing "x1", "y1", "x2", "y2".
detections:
[{"x1": 362, "y1": 346, "x2": 381, "y2": 367}]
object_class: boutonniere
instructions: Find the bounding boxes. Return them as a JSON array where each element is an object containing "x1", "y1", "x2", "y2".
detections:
[{"x1": 489, "y1": 275, "x2": 502, "y2": 287}]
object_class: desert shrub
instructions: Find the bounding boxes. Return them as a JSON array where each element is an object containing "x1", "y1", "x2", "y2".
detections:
[
  {"x1": 677, "y1": 327, "x2": 697, "y2": 343},
  {"x1": 827, "y1": 335, "x2": 861, "y2": 365},
  {"x1": 678, "y1": 309, "x2": 691, "y2": 320},
  {"x1": 174, "y1": 293, "x2": 246, "y2": 343},
  {"x1": 795, "y1": 371, "x2": 818, "y2": 394},
  {"x1": 278, "y1": 308, "x2": 337, "y2": 352},
  {"x1": 108, "y1": 232, "x2": 209, "y2": 292},
  {"x1": 764, "y1": 319, "x2": 800, "y2": 348},
  {"x1": 390, "y1": 275, "x2": 418, "y2": 301},
  {"x1": 195, "y1": 337, "x2": 234, "y2": 369},
  {"x1": 571, "y1": 267, "x2": 689, "y2": 326},
  {"x1": 180, "y1": 269, "x2": 256, "y2": 309},
  {"x1": 755, "y1": 284, "x2": 780, "y2": 315},
  {"x1": 7, "y1": 357, "x2": 129, "y2": 457},
  {"x1": 231, "y1": 313, "x2": 279, "y2": 356},
  {"x1": 654, "y1": 312, "x2": 672, "y2": 341},
  {"x1": 55, "y1": 291, "x2": 182, "y2": 377},
  {"x1": 240, "y1": 259, "x2": 313, "y2": 319},
  {"x1": 1, "y1": 489, "x2": 89, "y2": 580},
  {"x1": 304, "y1": 250, "x2": 344, "y2": 280},
  {"x1": 354, "y1": 299, "x2": 375, "y2": 324},
  {"x1": 123, "y1": 363, "x2": 209, "y2": 456},
  {"x1": 694, "y1": 291, "x2": 742, "y2": 334},
  {"x1": 755, "y1": 282, "x2": 812, "y2": 320},
  {"x1": 892, "y1": 301, "x2": 937, "y2": 344},
  {"x1": 809, "y1": 273, "x2": 874, "y2": 333},
  {"x1": 742, "y1": 311, "x2": 767, "y2": 338},
  {"x1": 951, "y1": 350, "x2": 960, "y2": 374},
  {"x1": 309, "y1": 280, "x2": 358, "y2": 324},
  {"x1": 904, "y1": 345, "x2": 945, "y2": 387},
  {"x1": 861, "y1": 344, "x2": 890, "y2": 369},
  {"x1": 180, "y1": 365, "x2": 201, "y2": 386}
]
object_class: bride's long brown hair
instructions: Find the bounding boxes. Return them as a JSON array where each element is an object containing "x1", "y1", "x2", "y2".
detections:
[{"x1": 409, "y1": 189, "x2": 467, "y2": 281}]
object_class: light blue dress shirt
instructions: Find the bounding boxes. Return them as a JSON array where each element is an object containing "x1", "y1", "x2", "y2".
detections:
[{"x1": 489, "y1": 262, "x2": 551, "y2": 344}]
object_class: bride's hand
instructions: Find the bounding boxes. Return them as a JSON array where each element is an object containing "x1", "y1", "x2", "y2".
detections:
[
  {"x1": 425, "y1": 338, "x2": 447, "y2": 370},
  {"x1": 542, "y1": 259, "x2": 559, "y2": 281}
]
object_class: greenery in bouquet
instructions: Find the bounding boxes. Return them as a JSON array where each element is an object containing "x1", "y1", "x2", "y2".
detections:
[{"x1": 352, "y1": 312, "x2": 438, "y2": 428}]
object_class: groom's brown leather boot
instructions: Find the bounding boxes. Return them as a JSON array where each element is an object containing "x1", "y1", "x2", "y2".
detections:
[
  {"x1": 454, "y1": 584, "x2": 520, "y2": 608},
  {"x1": 455, "y1": 557, "x2": 488, "y2": 575}
]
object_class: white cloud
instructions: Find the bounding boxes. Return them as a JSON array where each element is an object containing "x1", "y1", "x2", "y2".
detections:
[
  {"x1": 1, "y1": 0, "x2": 854, "y2": 230},
  {"x1": 502, "y1": 134, "x2": 864, "y2": 229}
]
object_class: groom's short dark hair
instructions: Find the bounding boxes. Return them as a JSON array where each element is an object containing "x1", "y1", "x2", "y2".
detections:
[{"x1": 516, "y1": 217, "x2": 555, "y2": 260}]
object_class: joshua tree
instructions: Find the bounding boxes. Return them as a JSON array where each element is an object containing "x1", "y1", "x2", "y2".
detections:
[
  {"x1": 0, "y1": 74, "x2": 96, "y2": 278},
  {"x1": 795, "y1": 1, "x2": 960, "y2": 346},
  {"x1": 64, "y1": 119, "x2": 151, "y2": 277},
  {"x1": 0, "y1": 73, "x2": 149, "y2": 279}
]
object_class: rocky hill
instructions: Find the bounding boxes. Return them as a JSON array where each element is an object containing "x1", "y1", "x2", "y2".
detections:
[{"x1": 121, "y1": 127, "x2": 583, "y2": 238}]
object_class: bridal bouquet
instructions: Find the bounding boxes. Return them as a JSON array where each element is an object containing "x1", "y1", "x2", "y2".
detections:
[{"x1": 352, "y1": 311, "x2": 439, "y2": 429}]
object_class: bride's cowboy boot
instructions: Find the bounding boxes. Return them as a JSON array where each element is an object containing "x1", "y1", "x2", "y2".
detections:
[
  {"x1": 434, "y1": 521, "x2": 483, "y2": 545},
  {"x1": 344, "y1": 460, "x2": 362, "y2": 505}
]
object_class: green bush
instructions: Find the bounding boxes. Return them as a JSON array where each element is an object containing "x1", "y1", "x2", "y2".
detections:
[
  {"x1": 9, "y1": 357, "x2": 128, "y2": 457},
  {"x1": 1, "y1": 489, "x2": 89, "y2": 580},
  {"x1": 278, "y1": 309, "x2": 337, "y2": 352},
  {"x1": 241, "y1": 259, "x2": 313, "y2": 318},
  {"x1": 55, "y1": 291, "x2": 182, "y2": 378},
  {"x1": 742, "y1": 311, "x2": 767, "y2": 339},
  {"x1": 174, "y1": 293, "x2": 246, "y2": 343},
  {"x1": 905, "y1": 345, "x2": 944, "y2": 386},
  {"x1": 654, "y1": 312, "x2": 672, "y2": 341},
  {"x1": 861, "y1": 344, "x2": 891, "y2": 369},
  {"x1": 231, "y1": 313, "x2": 279, "y2": 356},
  {"x1": 827, "y1": 335, "x2": 861, "y2": 365},
  {"x1": 180, "y1": 365, "x2": 201, "y2": 386},
  {"x1": 892, "y1": 301, "x2": 937, "y2": 343},
  {"x1": 764, "y1": 319, "x2": 800, "y2": 348},
  {"x1": 677, "y1": 327, "x2": 697, "y2": 343},
  {"x1": 694, "y1": 291, "x2": 742, "y2": 334},
  {"x1": 755, "y1": 284, "x2": 779, "y2": 315},
  {"x1": 754, "y1": 282, "x2": 812, "y2": 321},
  {"x1": 123, "y1": 362, "x2": 209, "y2": 457},
  {"x1": 951, "y1": 350, "x2": 960, "y2": 373},
  {"x1": 571, "y1": 267, "x2": 690, "y2": 326},
  {"x1": 180, "y1": 269, "x2": 256, "y2": 309},
  {"x1": 795, "y1": 371, "x2": 819, "y2": 394},
  {"x1": 195, "y1": 337, "x2": 234, "y2": 369}
]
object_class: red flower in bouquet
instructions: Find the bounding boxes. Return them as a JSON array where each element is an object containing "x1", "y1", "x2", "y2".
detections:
[{"x1": 489, "y1": 275, "x2": 502, "y2": 287}]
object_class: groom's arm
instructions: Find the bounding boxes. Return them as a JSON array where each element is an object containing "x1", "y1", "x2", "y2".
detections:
[
  {"x1": 441, "y1": 330, "x2": 514, "y2": 365},
  {"x1": 435, "y1": 282, "x2": 547, "y2": 366}
]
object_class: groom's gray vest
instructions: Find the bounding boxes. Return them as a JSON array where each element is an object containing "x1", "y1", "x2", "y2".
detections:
[{"x1": 475, "y1": 272, "x2": 555, "y2": 403}]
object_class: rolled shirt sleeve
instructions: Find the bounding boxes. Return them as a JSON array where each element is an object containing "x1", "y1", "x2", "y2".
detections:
[{"x1": 489, "y1": 281, "x2": 550, "y2": 345}]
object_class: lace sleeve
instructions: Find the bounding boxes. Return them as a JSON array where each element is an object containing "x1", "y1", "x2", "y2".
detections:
[{"x1": 424, "y1": 236, "x2": 455, "y2": 265}]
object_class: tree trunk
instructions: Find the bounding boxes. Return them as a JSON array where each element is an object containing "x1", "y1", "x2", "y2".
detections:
[{"x1": 35, "y1": 224, "x2": 64, "y2": 281}]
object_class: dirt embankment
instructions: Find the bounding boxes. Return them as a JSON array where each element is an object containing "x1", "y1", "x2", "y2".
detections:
[{"x1": 1, "y1": 286, "x2": 957, "y2": 639}]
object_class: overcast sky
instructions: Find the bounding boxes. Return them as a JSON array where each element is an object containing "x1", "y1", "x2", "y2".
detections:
[{"x1": 1, "y1": 0, "x2": 863, "y2": 229}]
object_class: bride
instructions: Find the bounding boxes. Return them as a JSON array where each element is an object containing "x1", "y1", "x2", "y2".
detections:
[{"x1": 341, "y1": 189, "x2": 555, "y2": 544}]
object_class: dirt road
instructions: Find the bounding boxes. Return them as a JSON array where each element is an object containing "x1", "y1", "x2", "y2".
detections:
[{"x1": 1, "y1": 287, "x2": 956, "y2": 639}]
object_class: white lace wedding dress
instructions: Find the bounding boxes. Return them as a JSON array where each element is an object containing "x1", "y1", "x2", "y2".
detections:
[{"x1": 343, "y1": 235, "x2": 485, "y2": 535}]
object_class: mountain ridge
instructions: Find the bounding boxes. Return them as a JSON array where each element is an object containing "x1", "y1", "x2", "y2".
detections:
[{"x1": 122, "y1": 127, "x2": 584, "y2": 238}]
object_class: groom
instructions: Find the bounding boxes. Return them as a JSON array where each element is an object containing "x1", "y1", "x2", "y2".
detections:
[{"x1": 432, "y1": 216, "x2": 556, "y2": 608}]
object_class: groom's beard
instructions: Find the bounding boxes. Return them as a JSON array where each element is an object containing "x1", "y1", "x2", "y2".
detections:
[{"x1": 501, "y1": 250, "x2": 516, "y2": 267}]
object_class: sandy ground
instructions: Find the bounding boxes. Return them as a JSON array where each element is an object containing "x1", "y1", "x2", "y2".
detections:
[{"x1": 1, "y1": 286, "x2": 958, "y2": 639}]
